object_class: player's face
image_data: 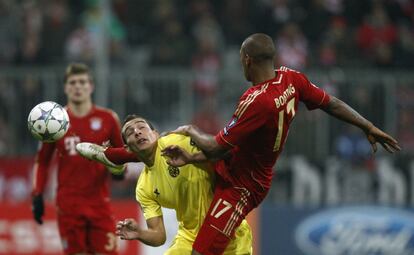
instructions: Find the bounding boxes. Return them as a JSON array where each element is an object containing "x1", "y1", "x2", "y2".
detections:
[
  {"x1": 123, "y1": 118, "x2": 159, "y2": 153},
  {"x1": 64, "y1": 74, "x2": 93, "y2": 104},
  {"x1": 240, "y1": 45, "x2": 251, "y2": 81}
]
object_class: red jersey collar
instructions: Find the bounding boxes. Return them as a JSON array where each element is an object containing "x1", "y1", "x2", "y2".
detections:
[
  {"x1": 65, "y1": 104, "x2": 96, "y2": 119},
  {"x1": 251, "y1": 70, "x2": 280, "y2": 88}
]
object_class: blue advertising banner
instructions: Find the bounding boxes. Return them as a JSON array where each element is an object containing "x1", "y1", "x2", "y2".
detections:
[{"x1": 261, "y1": 205, "x2": 414, "y2": 255}]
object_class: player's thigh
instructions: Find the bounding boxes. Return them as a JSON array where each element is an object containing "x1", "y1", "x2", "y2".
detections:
[
  {"x1": 88, "y1": 209, "x2": 118, "y2": 255},
  {"x1": 57, "y1": 208, "x2": 88, "y2": 255},
  {"x1": 165, "y1": 236, "x2": 193, "y2": 255},
  {"x1": 193, "y1": 185, "x2": 253, "y2": 255},
  {"x1": 224, "y1": 220, "x2": 253, "y2": 255}
]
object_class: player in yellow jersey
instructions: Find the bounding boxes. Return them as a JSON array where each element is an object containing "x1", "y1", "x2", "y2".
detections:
[{"x1": 76, "y1": 114, "x2": 252, "y2": 255}]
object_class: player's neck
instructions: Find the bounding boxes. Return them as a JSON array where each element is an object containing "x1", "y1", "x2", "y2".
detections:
[
  {"x1": 68, "y1": 100, "x2": 93, "y2": 117},
  {"x1": 137, "y1": 141, "x2": 158, "y2": 167},
  {"x1": 251, "y1": 68, "x2": 276, "y2": 85}
]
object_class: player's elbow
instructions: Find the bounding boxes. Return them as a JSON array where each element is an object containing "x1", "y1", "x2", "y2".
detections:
[
  {"x1": 155, "y1": 239, "x2": 167, "y2": 247},
  {"x1": 151, "y1": 235, "x2": 166, "y2": 247},
  {"x1": 321, "y1": 96, "x2": 342, "y2": 113},
  {"x1": 204, "y1": 145, "x2": 228, "y2": 161}
]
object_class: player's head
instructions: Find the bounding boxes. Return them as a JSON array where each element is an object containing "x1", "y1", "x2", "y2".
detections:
[
  {"x1": 121, "y1": 114, "x2": 159, "y2": 154},
  {"x1": 240, "y1": 33, "x2": 276, "y2": 81},
  {"x1": 64, "y1": 63, "x2": 94, "y2": 105}
]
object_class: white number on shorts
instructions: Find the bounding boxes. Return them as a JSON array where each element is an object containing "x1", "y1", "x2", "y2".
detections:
[{"x1": 210, "y1": 198, "x2": 232, "y2": 219}]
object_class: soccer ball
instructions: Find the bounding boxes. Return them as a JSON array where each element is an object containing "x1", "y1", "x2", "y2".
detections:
[{"x1": 27, "y1": 101, "x2": 70, "y2": 143}]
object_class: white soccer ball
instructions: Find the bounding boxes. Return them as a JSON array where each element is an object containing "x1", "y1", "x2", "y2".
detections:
[{"x1": 27, "y1": 101, "x2": 70, "y2": 143}]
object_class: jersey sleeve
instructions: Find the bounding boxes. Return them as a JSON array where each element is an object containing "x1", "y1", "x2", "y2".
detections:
[
  {"x1": 32, "y1": 142, "x2": 56, "y2": 195},
  {"x1": 295, "y1": 72, "x2": 330, "y2": 110},
  {"x1": 135, "y1": 177, "x2": 162, "y2": 220},
  {"x1": 109, "y1": 110, "x2": 124, "y2": 147},
  {"x1": 215, "y1": 96, "x2": 268, "y2": 149}
]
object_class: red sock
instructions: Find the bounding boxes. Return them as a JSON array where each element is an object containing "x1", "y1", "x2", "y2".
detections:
[{"x1": 104, "y1": 148, "x2": 139, "y2": 164}]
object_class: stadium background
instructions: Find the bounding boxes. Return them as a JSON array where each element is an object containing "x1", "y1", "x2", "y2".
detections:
[{"x1": 1, "y1": 0, "x2": 414, "y2": 254}]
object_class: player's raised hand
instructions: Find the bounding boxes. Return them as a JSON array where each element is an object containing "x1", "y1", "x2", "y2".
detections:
[
  {"x1": 365, "y1": 125, "x2": 401, "y2": 153},
  {"x1": 161, "y1": 145, "x2": 192, "y2": 167},
  {"x1": 116, "y1": 219, "x2": 140, "y2": 240}
]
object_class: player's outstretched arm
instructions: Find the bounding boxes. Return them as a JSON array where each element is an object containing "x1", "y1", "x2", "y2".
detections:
[
  {"x1": 162, "y1": 145, "x2": 208, "y2": 167},
  {"x1": 321, "y1": 96, "x2": 401, "y2": 153},
  {"x1": 168, "y1": 125, "x2": 228, "y2": 160},
  {"x1": 116, "y1": 217, "x2": 166, "y2": 247}
]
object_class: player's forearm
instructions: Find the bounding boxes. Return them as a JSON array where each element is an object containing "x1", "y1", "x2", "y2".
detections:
[
  {"x1": 33, "y1": 144, "x2": 55, "y2": 194},
  {"x1": 187, "y1": 151, "x2": 208, "y2": 163},
  {"x1": 322, "y1": 96, "x2": 373, "y2": 132},
  {"x1": 186, "y1": 125, "x2": 227, "y2": 159},
  {"x1": 136, "y1": 229, "x2": 166, "y2": 247},
  {"x1": 32, "y1": 161, "x2": 50, "y2": 194}
]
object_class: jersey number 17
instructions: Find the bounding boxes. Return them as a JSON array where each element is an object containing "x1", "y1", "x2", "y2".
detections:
[{"x1": 273, "y1": 97, "x2": 296, "y2": 152}]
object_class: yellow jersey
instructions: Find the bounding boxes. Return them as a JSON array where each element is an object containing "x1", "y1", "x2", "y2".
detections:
[{"x1": 136, "y1": 134, "x2": 252, "y2": 254}]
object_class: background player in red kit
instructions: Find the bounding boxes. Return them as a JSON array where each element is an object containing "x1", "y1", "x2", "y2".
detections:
[
  {"x1": 162, "y1": 33, "x2": 401, "y2": 255},
  {"x1": 31, "y1": 63, "x2": 124, "y2": 254}
]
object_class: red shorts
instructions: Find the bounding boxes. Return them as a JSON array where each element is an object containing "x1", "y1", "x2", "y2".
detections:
[
  {"x1": 193, "y1": 177, "x2": 268, "y2": 255},
  {"x1": 57, "y1": 201, "x2": 118, "y2": 255}
]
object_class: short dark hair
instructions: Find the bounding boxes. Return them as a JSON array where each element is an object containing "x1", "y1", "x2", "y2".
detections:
[
  {"x1": 243, "y1": 33, "x2": 276, "y2": 62},
  {"x1": 121, "y1": 114, "x2": 155, "y2": 144},
  {"x1": 64, "y1": 63, "x2": 92, "y2": 83}
]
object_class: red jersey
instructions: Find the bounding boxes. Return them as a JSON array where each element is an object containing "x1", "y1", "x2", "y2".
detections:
[
  {"x1": 215, "y1": 67, "x2": 330, "y2": 192},
  {"x1": 33, "y1": 106, "x2": 123, "y2": 206}
]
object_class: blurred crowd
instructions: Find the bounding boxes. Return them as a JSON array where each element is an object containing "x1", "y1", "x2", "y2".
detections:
[
  {"x1": 0, "y1": 0, "x2": 413, "y2": 69},
  {"x1": 0, "y1": 0, "x2": 413, "y2": 158}
]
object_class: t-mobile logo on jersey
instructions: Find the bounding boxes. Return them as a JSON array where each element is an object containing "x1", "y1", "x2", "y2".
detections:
[{"x1": 64, "y1": 136, "x2": 81, "y2": 155}]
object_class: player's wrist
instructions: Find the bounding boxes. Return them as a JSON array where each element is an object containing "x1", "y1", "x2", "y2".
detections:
[
  {"x1": 363, "y1": 122, "x2": 374, "y2": 134},
  {"x1": 188, "y1": 151, "x2": 207, "y2": 164},
  {"x1": 31, "y1": 191, "x2": 43, "y2": 197}
]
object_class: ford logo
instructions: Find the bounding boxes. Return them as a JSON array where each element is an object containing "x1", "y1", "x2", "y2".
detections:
[{"x1": 295, "y1": 206, "x2": 414, "y2": 255}]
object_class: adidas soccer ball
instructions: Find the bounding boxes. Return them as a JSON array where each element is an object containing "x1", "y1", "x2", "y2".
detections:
[{"x1": 27, "y1": 101, "x2": 70, "y2": 143}]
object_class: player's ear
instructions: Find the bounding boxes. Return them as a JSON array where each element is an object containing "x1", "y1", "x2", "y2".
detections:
[
  {"x1": 89, "y1": 81, "x2": 95, "y2": 94},
  {"x1": 245, "y1": 54, "x2": 252, "y2": 66},
  {"x1": 63, "y1": 81, "x2": 70, "y2": 95}
]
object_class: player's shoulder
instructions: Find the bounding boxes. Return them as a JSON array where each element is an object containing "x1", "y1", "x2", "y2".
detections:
[
  {"x1": 93, "y1": 106, "x2": 119, "y2": 120},
  {"x1": 275, "y1": 66, "x2": 309, "y2": 87},
  {"x1": 159, "y1": 133, "x2": 190, "y2": 148},
  {"x1": 136, "y1": 167, "x2": 151, "y2": 189},
  {"x1": 277, "y1": 66, "x2": 302, "y2": 75},
  {"x1": 93, "y1": 105, "x2": 117, "y2": 115}
]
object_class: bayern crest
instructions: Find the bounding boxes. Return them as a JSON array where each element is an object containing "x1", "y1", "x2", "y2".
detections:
[{"x1": 90, "y1": 118, "x2": 102, "y2": 130}]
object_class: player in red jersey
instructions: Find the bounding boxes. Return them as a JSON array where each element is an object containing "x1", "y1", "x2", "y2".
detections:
[
  {"x1": 31, "y1": 63, "x2": 124, "y2": 255},
  {"x1": 161, "y1": 33, "x2": 401, "y2": 255}
]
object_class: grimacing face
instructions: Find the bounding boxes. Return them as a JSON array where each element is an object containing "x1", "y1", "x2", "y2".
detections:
[
  {"x1": 122, "y1": 118, "x2": 159, "y2": 153},
  {"x1": 64, "y1": 73, "x2": 93, "y2": 104}
]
